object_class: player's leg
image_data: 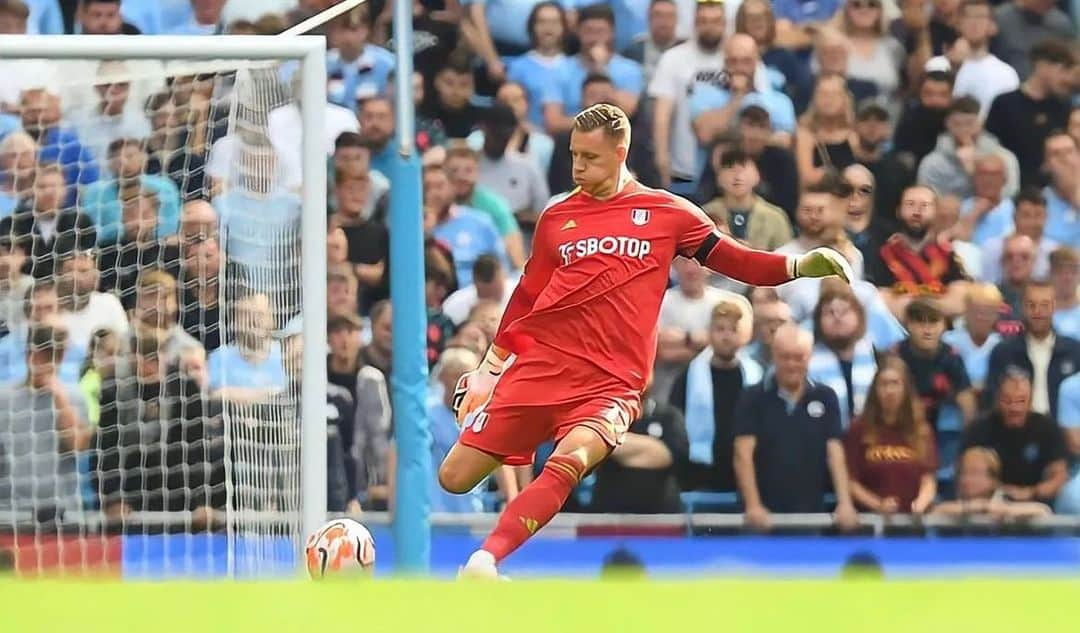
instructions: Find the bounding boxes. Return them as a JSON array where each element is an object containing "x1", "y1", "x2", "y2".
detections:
[
  {"x1": 466, "y1": 425, "x2": 611, "y2": 573},
  {"x1": 437, "y1": 443, "x2": 503, "y2": 494}
]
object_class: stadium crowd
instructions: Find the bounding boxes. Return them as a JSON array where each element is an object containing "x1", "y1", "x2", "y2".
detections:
[{"x1": 0, "y1": 0, "x2": 1077, "y2": 531}]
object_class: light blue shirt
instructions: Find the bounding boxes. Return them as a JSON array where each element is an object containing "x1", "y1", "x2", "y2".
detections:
[
  {"x1": 327, "y1": 46, "x2": 396, "y2": 113},
  {"x1": 1059, "y1": 373, "x2": 1080, "y2": 428},
  {"x1": 0, "y1": 333, "x2": 85, "y2": 386},
  {"x1": 544, "y1": 54, "x2": 644, "y2": 116},
  {"x1": 1043, "y1": 186, "x2": 1079, "y2": 246},
  {"x1": 689, "y1": 84, "x2": 798, "y2": 133},
  {"x1": 121, "y1": 0, "x2": 191, "y2": 35},
  {"x1": 960, "y1": 197, "x2": 1015, "y2": 245},
  {"x1": 207, "y1": 342, "x2": 288, "y2": 392},
  {"x1": 771, "y1": 0, "x2": 842, "y2": 23},
  {"x1": 0, "y1": 193, "x2": 16, "y2": 219},
  {"x1": 80, "y1": 174, "x2": 181, "y2": 245},
  {"x1": 506, "y1": 52, "x2": 568, "y2": 127},
  {"x1": 942, "y1": 328, "x2": 1002, "y2": 390},
  {"x1": 609, "y1": 0, "x2": 650, "y2": 52},
  {"x1": 428, "y1": 398, "x2": 484, "y2": 513},
  {"x1": 433, "y1": 206, "x2": 508, "y2": 287},
  {"x1": 215, "y1": 189, "x2": 302, "y2": 271},
  {"x1": 24, "y1": 0, "x2": 63, "y2": 34},
  {"x1": 1055, "y1": 305, "x2": 1080, "y2": 341},
  {"x1": 462, "y1": 0, "x2": 574, "y2": 50}
]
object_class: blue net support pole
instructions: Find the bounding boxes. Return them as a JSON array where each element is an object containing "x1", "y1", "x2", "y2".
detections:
[{"x1": 389, "y1": 2, "x2": 431, "y2": 574}]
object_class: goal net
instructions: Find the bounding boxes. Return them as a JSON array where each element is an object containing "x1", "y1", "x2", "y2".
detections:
[{"x1": 0, "y1": 37, "x2": 327, "y2": 578}]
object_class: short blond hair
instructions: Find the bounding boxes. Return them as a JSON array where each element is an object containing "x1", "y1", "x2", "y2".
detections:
[{"x1": 573, "y1": 103, "x2": 631, "y2": 146}]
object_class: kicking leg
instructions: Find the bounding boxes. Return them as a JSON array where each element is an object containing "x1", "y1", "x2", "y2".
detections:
[
  {"x1": 463, "y1": 425, "x2": 611, "y2": 576},
  {"x1": 438, "y1": 442, "x2": 503, "y2": 494}
]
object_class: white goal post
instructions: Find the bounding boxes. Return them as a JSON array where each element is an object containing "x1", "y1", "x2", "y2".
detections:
[{"x1": 0, "y1": 35, "x2": 328, "y2": 576}]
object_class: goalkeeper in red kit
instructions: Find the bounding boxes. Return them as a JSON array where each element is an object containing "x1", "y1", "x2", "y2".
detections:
[{"x1": 441, "y1": 103, "x2": 852, "y2": 578}]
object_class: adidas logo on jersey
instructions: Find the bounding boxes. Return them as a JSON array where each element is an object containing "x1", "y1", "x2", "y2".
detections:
[
  {"x1": 561, "y1": 219, "x2": 578, "y2": 230},
  {"x1": 557, "y1": 236, "x2": 652, "y2": 266}
]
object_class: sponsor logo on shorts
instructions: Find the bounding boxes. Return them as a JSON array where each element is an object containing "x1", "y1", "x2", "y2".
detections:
[{"x1": 557, "y1": 236, "x2": 652, "y2": 266}]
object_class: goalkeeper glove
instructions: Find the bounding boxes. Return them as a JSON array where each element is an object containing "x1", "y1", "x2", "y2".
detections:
[
  {"x1": 453, "y1": 346, "x2": 506, "y2": 426},
  {"x1": 794, "y1": 247, "x2": 853, "y2": 284}
]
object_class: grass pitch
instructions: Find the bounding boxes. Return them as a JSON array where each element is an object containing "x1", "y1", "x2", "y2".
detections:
[{"x1": 2, "y1": 578, "x2": 1078, "y2": 632}]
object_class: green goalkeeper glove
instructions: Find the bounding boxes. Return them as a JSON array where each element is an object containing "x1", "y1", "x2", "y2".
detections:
[{"x1": 794, "y1": 247, "x2": 853, "y2": 283}]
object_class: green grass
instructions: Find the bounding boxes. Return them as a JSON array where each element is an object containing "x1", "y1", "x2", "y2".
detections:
[{"x1": 1, "y1": 578, "x2": 1078, "y2": 632}]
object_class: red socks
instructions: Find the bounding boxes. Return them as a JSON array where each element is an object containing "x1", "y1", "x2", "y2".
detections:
[{"x1": 482, "y1": 454, "x2": 586, "y2": 562}]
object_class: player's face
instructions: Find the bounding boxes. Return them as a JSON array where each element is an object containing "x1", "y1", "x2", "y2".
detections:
[
  {"x1": 569, "y1": 128, "x2": 626, "y2": 190},
  {"x1": 709, "y1": 318, "x2": 741, "y2": 360}
]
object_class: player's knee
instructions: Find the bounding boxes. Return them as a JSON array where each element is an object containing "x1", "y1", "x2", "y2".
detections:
[{"x1": 437, "y1": 462, "x2": 475, "y2": 495}]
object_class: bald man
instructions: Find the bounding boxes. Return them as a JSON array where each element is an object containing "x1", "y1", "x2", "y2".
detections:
[
  {"x1": 733, "y1": 323, "x2": 857, "y2": 531},
  {"x1": 690, "y1": 33, "x2": 797, "y2": 148}
]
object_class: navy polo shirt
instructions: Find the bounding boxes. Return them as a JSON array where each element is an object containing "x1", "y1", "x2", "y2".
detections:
[{"x1": 733, "y1": 379, "x2": 843, "y2": 513}]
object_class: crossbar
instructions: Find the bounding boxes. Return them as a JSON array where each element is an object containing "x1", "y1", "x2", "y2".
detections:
[{"x1": 0, "y1": 35, "x2": 323, "y2": 59}]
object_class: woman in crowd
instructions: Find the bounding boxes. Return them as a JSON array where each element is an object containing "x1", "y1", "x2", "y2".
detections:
[
  {"x1": 735, "y1": 0, "x2": 813, "y2": 113},
  {"x1": 844, "y1": 355, "x2": 938, "y2": 515},
  {"x1": 504, "y1": 1, "x2": 569, "y2": 129},
  {"x1": 837, "y1": 0, "x2": 905, "y2": 98},
  {"x1": 795, "y1": 74, "x2": 857, "y2": 187}
]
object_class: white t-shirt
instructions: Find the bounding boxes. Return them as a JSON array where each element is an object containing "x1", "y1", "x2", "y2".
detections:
[
  {"x1": 442, "y1": 275, "x2": 520, "y2": 326},
  {"x1": 1027, "y1": 333, "x2": 1055, "y2": 415},
  {"x1": 268, "y1": 102, "x2": 359, "y2": 168},
  {"x1": 659, "y1": 285, "x2": 753, "y2": 343},
  {"x1": 953, "y1": 54, "x2": 1020, "y2": 118},
  {"x1": 61, "y1": 292, "x2": 131, "y2": 351}
]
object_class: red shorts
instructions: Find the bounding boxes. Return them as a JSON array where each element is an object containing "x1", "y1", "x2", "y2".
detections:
[{"x1": 458, "y1": 389, "x2": 641, "y2": 466}]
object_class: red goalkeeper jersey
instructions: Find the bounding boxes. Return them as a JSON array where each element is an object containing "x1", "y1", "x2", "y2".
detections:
[{"x1": 492, "y1": 181, "x2": 793, "y2": 405}]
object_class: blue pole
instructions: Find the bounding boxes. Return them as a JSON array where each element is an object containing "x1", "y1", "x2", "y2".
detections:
[{"x1": 389, "y1": 0, "x2": 431, "y2": 574}]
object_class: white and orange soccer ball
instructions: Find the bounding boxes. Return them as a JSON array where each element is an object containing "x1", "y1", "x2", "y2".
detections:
[{"x1": 304, "y1": 518, "x2": 375, "y2": 579}]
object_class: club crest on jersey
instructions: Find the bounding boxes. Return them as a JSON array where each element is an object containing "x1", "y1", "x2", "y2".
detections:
[{"x1": 630, "y1": 208, "x2": 650, "y2": 226}]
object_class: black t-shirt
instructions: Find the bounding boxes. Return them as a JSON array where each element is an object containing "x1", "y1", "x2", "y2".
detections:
[
  {"x1": 669, "y1": 364, "x2": 745, "y2": 492},
  {"x1": 839, "y1": 359, "x2": 855, "y2": 420},
  {"x1": 339, "y1": 219, "x2": 389, "y2": 314},
  {"x1": 892, "y1": 103, "x2": 947, "y2": 164},
  {"x1": 386, "y1": 15, "x2": 459, "y2": 85},
  {"x1": 961, "y1": 412, "x2": 1068, "y2": 488},
  {"x1": 984, "y1": 89, "x2": 1071, "y2": 188},
  {"x1": 589, "y1": 399, "x2": 689, "y2": 514},
  {"x1": 421, "y1": 101, "x2": 486, "y2": 139},
  {"x1": 733, "y1": 381, "x2": 843, "y2": 512},
  {"x1": 895, "y1": 340, "x2": 972, "y2": 428},
  {"x1": 97, "y1": 239, "x2": 183, "y2": 309},
  {"x1": 180, "y1": 283, "x2": 222, "y2": 352}
]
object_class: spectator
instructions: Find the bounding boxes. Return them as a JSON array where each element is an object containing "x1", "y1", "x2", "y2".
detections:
[
  {"x1": 476, "y1": 104, "x2": 551, "y2": 234},
  {"x1": 54, "y1": 246, "x2": 129, "y2": 350},
  {"x1": 362, "y1": 299, "x2": 393, "y2": 378},
  {"x1": 916, "y1": 96, "x2": 1020, "y2": 201},
  {"x1": 795, "y1": 74, "x2": 857, "y2": 188},
  {"x1": 772, "y1": 0, "x2": 842, "y2": 51},
  {"x1": 357, "y1": 96, "x2": 396, "y2": 177},
  {"x1": 844, "y1": 356, "x2": 938, "y2": 515},
  {"x1": 979, "y1": 188, "x2": 1058, "y2": 287},
  {"x1": 176, "y1": 200, "x2": 223, "y2": 352},
  {"x1": 843, "y1": 164, "x2": 889, "y2": 284},
  {"x1": 836, "y1": 0, "x2": 905, "y2": 98},
  {"x1": 953, "y1": 154, "x2": 1014, "y2": 246},
  {"x1": 655, "y1": 257, "x2": 751, "y2": 400},
  {"x1": 463, "y1": 0, "x2": 554, "y2": 76},
  {"x1": 648, "y1": 0, "x2": 728, "y2": 192},
  {"x1": 327, "y1": 264, "x2": 359, "y2": 320},
  {"x1": 985, "y1": 40, "x2": 1075, "y2": 188},
  {"x1": 993, "y1": 2, "x2": 1076, "y2": 80},
  {"x1": 143, "y1": 92, "x2": 208, "y2": 201},
  {"x1": 324, "y1": 313, "x2": 392, "y2": 508},
  {"x1": 77, "y1": 327, "x2": 121, "y2": 429},
  {"x1": 469, "y1": 82, "x2": 555, "y2": 181},
  {"x1": 744, "y1": 290, "x2": 793, "y2": 368},
  {"x1": 425, "y1": 163, "x2": 507, "y2": 288},
  {"x1": 429, "y1": 347, "x2": 489, "y2": 512},
  {"x1": 1050, "y1": 247, "x2": 1080, "y2": 340},
  {"x1": 464, "y1": 299, "x2": 502, "y2": 345},
  {"x1": 97, "y1": 189, "x2": 183, "y2": 301},
  {"x1": 671, "y1": 301, "x2": 763, "y2": 492},
  {"x1": 167, "y1": 0, "x2": 227, "y2": 35},
  {"x1": 703, "y1": 147, "x2": 793, "y2": 251},
  {"x1": 931, "y1": 446, "x2": 1053, "y2": 519},
  {"x1": 331, "y1": 171, "x2": 388, "y2": 315},
  {"x1": 0, "y1": 234, "x2": 31, "y2": 335},
  {"x1": 0, "y1": 163, "x2": 96, "y2": 280},
  {"x1": 68, "y1": 61, "x2": 151, "y2": 165},
  {"x1": 949, "y1": 0, "x2": 1019, "y2": 117},
  {"x1": 422, "y1": 54, "x2": 484, "y2": 140},
  {"x1": 962, "y1": 368, "x2": 1069, "y2": 505},
  {"x1": 621, "y1": 0, "x2": 682, "y2": 86},
  {"x1": 331, "y1": 133, "x2": 388, "y2": 221},
  {"x1": 942, "y1": 283, "x2": 1006, "y2": 393},
  {"x1": 387, "y1": 0, "x2": 461, "y2": 90},
  {"x1": 808, "y1": 286, "x2": 878, "y2": 429},
  {"x1": 1041, "y1": 131, "x2": 1080, "y2": 247},
  {"x1": 0, "y1": 131, "x2": 36, "y2": 219},
  {"x1": 984, "y1": 281, "x2": 1080, "y2": 418},
  {"x1": 443, "y1": 254, "x2": 518, "y2": 327},
  {"x1": 445, "y1": 144, "x2": 525, "y2": 270},
  {"x1": 19, "y1": 88, "x2": 100, "y2": 206},
  {"x1": 207, "y1": 293, "x2": 288, "y2": 401},
  {"x1": 733, "y1": 324, "x2": 858, "y2": 529},
  {"x1": 877, "y1": 185, "x2": 970, "y2": 317},
  {"x1": 890, "y1": 0, "x2": 959, "y2": 73},
  {"x1": 896, "y1": 298, "x2": 977, "y2": 433},
  {"x1": 995, "y1": 235, "x2": 1038, "y2": 316},
  {"x1": 892, "y1": 68, "x2": 953, "y2": 165},
  {"x1": 0, "y1": 0, "x2": 37, "y2": 119},
  {"x1": 325, "y1": 6, "x2": 394, "y2": 110},
  {"x1": 932, "y1": 193, "x2": 981, "y2": 279},
  {"x1": 0, "y1": 280, "x2": 84, "y2": 384},
  {"x1": 81, "y1": 138, "x2": 182, "y2": 246},
  {"x1": 130, "y1": 270, "x2": 201, "y2": 364},
  {"x1": 506, "y1": 2, "x2": 570, "y2": 128},
  {"x1": 735, "y1": 0, "x2": 813, "y2": 114},
  {"x1": 269, "y1": 74, "x2": 360, "y2": 187},
  {"x1": 0, "y1": 323, "x2": 91, "y2": 519},
  {"x1": 592, "y1": 383, "x2": 689, "y2": 513},
  {"x1": 850, "y1": 102, "x2": 914, "y2": 227},
  {"x1": 78, "y1": 0, "x2": 140, "y2": 35},
  {"x1": 543, "y1": 3, "x2": 643, "y2": 135},
  {"x1": 811, "y1": 28, "x2": 880, "y2": 106}
]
